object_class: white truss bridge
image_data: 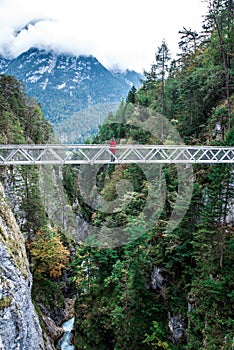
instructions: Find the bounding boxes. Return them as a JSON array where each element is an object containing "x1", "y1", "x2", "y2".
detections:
[{"x1": 0, "y1": 144, "x2": 234, "y2": 165}]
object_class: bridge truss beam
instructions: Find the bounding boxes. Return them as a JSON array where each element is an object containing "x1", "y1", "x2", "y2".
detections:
[{"x1": 1, "y1": 144, "x2": 234, "y2": 165}]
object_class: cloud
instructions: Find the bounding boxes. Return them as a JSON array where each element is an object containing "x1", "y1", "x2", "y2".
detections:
[{"x1": 0, "y1": 0, "x2": 207, "y2": 71}]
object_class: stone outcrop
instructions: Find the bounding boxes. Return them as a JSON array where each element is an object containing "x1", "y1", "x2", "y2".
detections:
[
  {"x1": 0, "y1": 183, "x2": 45, "y2": 350},
  {"x1": 40, "y1": 314, "x2": 64, "y2": 343},
  {"x1": 151, "y1": 266, "x2": 164, "y2": 290},
  {"x1": 168, "y1": 313, "x2": 186, "y2": 344}
]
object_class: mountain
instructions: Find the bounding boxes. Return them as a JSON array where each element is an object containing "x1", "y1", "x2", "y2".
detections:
[
  {"x1": 111, "y1": 68, "x2": 144, "y2": 88},
  {"x1": 1, "y1": 48, "x2": 143, "y2": 142},
  {"x1": 0, "y1": 56, "x2": 10, "y2": 71}
]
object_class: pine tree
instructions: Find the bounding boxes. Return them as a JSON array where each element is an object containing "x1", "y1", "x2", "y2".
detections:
[
  {"x1": 126, "y1": 86, "x2": 137, "y2": 104},
  {"x1": 203, "y1": 0, "x2": 234, "y2": 129}
]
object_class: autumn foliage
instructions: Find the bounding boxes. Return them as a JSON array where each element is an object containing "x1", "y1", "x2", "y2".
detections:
[{"x1": 28, "y1": 228, "x2": 70, "y2": 278}]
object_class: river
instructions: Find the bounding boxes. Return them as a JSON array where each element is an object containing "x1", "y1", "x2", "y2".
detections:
[{"x1": 57, "y1": 317, "x2": 75, "y2": 350}]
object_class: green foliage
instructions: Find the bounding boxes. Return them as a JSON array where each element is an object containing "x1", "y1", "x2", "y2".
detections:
[
  {"x1": 32, "y1": 274, "x2": 65, "y2": 312},
  {"x1": 143, "y1": 321, "x2": 170, "y2": 349},
  {"x1": 126, "y1": 86, "x2": 137, "y2": 104},
  {"x1": 0, "y1": 296, "x2": 12, "y2": 309},
  {"x1": 73, "y1": 158, "x2": 234, "y2": 349},
  {"x1": 73, "y1": 235, "x2": 163, "y2": 350},
  {"x1": 0, "y1": 74, "x2": 53, "y2": 144},
  {"x1": 19, "y1": 166, "x2": 48, "y2": 234},
  {"x1": 225, "y1": 125, "x2": 234, "y2": 145},
  {"x1": 0, "y1": 110, "x2": 25, "y2": 143},
  {"x1": 72, "y1": 2, "x2": 234, "y2": 348},
  {"x1": 0, "y1": 73, "x2": 55, "y2": 246},
  {"x1": 62, "y1": 165, "x2": 79, "y2": 202},
  {"x1": 185, "y1": 163, "x2": 234, "y2": 349}
]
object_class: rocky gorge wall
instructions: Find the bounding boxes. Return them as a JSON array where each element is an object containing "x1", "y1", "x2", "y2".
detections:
[{"x1": 0, "y1": 182, "x2": 45, "y2": 350}]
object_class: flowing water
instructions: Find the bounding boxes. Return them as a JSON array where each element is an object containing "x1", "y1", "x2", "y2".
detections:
[{"x1": 57, "y1": 317, "x2": 75, "y2": 350}]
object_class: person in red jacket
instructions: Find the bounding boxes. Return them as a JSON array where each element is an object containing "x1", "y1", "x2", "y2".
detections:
[{"x1": 109, "y1": 137, "x2": 116, "y2": 162}]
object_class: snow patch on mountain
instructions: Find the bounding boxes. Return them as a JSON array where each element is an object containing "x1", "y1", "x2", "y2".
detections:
[{"x1": 57, "y1": 82, "x2": 66, "y2": 89}]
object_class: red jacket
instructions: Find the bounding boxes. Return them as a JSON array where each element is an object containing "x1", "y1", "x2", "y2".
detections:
[{"x1": 109, "y1": 140, "x2": 116, "y2": 154}]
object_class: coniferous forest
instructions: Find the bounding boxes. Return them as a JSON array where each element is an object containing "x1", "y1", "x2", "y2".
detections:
[{"x1": 0, "y1": 0, "x2": 234, "y2": 349}]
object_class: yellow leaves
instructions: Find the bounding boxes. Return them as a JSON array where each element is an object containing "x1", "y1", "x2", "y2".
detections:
[{"x1": 28, "y1": 228, "x2": 70, "y2": 278}]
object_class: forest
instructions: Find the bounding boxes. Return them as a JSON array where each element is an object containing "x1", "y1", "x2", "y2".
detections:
[
  {"x1": 68, "y1": 1, "x2": 234, "y2": 348},
  {"x1": 0, "y1": 0, "x2": 233, "y2": 349}
]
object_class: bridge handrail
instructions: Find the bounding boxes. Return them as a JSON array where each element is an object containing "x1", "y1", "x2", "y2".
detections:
[{"x1": 0, "y1": 144, "x2": 234, "y2": 149}]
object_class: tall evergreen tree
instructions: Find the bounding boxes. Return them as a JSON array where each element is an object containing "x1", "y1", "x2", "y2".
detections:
[
  {"x1": 126, "y1": 86, "x2": 137, "y2": 104},
  {"x1": 203, "y1": 0, "x2": 234, "y2": 129}
]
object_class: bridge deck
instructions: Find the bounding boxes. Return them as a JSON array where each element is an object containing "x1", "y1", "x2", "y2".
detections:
[{"x1": 0, "y1": 144, "x2": 234, "y2": 165}]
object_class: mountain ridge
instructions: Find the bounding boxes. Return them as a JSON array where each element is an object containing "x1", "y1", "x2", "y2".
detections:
[{"x1": 0, "y1": 47, "x2": 143, "y2": 142}]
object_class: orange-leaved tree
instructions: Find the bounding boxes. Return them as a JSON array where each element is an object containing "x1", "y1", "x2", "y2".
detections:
[{"x1": 28, "y1": 228, "x2": 70, "y2": 278}]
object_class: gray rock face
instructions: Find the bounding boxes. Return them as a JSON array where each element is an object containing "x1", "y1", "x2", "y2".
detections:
[
  {"x1": 0, "y1": 183, "x2": 45, "y2": 350},
  {"x1": 1, "y1": 168, "x2": 26, "y2": 229},
  {"x1": 168, "y1": 313, "x2": 186, "y2": 344},
  {"x1": 151, "y1": 266, "x2": 164, "y2": 290}
]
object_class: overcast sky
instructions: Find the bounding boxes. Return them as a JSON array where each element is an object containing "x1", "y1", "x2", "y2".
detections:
[{"x1": 0, "y1": 0, "x2": 207, "y2": 72}]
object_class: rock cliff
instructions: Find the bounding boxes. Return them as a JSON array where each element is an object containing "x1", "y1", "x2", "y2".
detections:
[{"x1": 0, "y1": 183, "x2": 45, "y2": 350}]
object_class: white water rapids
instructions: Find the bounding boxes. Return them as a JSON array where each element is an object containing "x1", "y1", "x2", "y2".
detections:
[{"x1": 57, "y1": 317, "x2": 75, "y2": 350}]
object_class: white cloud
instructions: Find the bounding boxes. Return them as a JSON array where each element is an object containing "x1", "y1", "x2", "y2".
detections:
[{"x1": 0, "y1": 0, "x2": 207, "y2": 72}]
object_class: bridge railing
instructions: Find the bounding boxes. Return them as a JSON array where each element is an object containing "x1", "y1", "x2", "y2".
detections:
[{"x1": 0, "y1": 144, "x2": 234, "y2": 165}]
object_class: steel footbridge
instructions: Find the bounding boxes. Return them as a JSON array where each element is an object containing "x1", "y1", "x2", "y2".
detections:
[{"x1": 1, "y1": 144, "x2": 234, "y2": 165}]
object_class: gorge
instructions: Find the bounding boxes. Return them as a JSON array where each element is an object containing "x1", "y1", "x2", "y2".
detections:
[{"x1": 0, "y1": 1, "x2": 234, "y2": 348}]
